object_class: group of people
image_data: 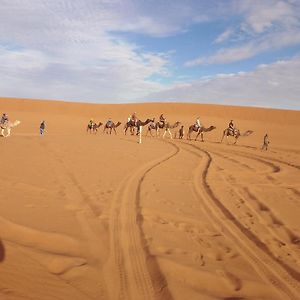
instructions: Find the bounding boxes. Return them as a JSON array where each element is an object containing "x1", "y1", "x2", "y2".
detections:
[
  {"x1": 1, "y1": 113, "x2": 45, "y2": 135},
  {"x1": 1, "y1": 111, "x2": 269, "y2": 149}
]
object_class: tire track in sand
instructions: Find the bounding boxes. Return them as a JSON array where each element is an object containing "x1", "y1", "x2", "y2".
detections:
[
  {"x1": 173, "y1": 141, "x2": 300, "y2": 300},
  {"x1": 205, "y1": 148, "x2": 300, "y2": 270},
  {"x1": 105, "y1": 141, "x2": 179, "y2": 300}
]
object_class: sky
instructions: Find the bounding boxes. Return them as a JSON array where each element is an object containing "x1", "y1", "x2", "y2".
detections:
[{"x1": 0, "y1": 0, "x2": 300, "y2": 110}]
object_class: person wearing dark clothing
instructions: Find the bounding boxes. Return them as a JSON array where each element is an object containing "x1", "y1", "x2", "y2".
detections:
[
  {"x1": 40, "y1": 121, "x2": 45, "y2": 135},
  {"x1": 0, "y1": 113, "x2": 8, "y2": 125},
  {"x1": 159, "y1": 114, "x2": 166, "y2": 125},
  {"x1": 261, "y1": 133, "x2": 270, "y2": 151},
  {"x1": 228, "y1": 120, "x2": 234, "y2": 134}
]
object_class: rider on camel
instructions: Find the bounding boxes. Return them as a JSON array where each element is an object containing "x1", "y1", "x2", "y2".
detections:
[
  {"x1": 228, "y1": 120, "x2": 234, "y2": 134},
  {"x1": 107, "y1": 118, "x2": 113, "y2": 127},
  {"x1": 159, "y1": 114, "x2": 166, "y2": 126},
  {"x1": 195, "y1": 117, "x2": 201, "y2": 129},
  {"x1": 131, "y1": 112, "x2": 138, "y2": 126},
  {"x1": 89, "y1": 118, "x2": 94, "y2": 127},
  {"x1": 1, "y1": 113, "x2": 9, "y2": 125}
]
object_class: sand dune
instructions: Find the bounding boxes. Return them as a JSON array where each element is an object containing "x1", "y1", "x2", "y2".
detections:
[{"x1": 0, "y1": 97, "x2": 300, "y2": 300}]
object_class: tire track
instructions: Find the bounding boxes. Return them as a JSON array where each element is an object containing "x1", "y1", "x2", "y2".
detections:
[
  {"x1": 223, "y1": 147, "x2": 299, "y2": 171},
  {"x1": 173, "y1": 141, "x2": 300, "y2": 300},
  {"x1": 206, "y1": 148, "x2": 300, "y2": 247},
  {"x1": 204, "y1": 150, "x2": 300, "y2": 269},
  {"x1": 105, "y1": 141, "x2": 179, "y2": 300}
]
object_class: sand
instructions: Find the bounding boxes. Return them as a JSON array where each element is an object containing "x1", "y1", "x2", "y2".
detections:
[{"x1": 0, "y1": 97, "x2": 300, "y2": 300}]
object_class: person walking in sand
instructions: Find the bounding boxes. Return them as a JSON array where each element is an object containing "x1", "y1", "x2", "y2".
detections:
[
  {"x1": 261, "y1": 133, "x2": 270, "y2": 151},
  {"x1": 179, "y1": 125, "x2": 184, "y2": 139},
  {"x1": 40, "y1": 120, "x2": 46, "y2": 136}
]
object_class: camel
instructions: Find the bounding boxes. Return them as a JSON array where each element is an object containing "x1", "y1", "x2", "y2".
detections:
[
  {"x1": 187, "y1": 125, "x2": 216, "y2": 142},
  {"x1": 103, "y1": 121, "x2": 121, "y2": 135},
  {"x1": 146, "y1": 122, "x2": 156, "y2": 137},
  {"x1": 124, "y1": 118, "x2": 154, "y2": 136},
  {"x1": 87, "y1": 122, "x2": 102, "y2": 134},
  {"x1": 148, "y1": 121, "x2": 180, "y2": 139},
  {"x1": 0, "y1": 120, "x2": 21, "y2": 137},
  {"x1": 221, "y1": 128, "x2": 253, "y2": 144},
  {"x1": 124, "y1": 118, "x2": 154, "y2": 144}
]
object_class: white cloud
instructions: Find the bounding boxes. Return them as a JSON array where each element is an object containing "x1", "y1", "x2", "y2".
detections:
[
  {"x1": 145, "y1": 56, "x2": 300, "y2": 110},
  {"x1": 237, "y1": 0, "x2": 299, "y2": 34},
  {"x1": 214, "y1": 28, "x2": 234, "y2": 44},
  {"x1": 0, "y1": 0, "x2": 190, "y2": 102},
  {"x1": 0, "y1": 0, "x2": 299, "y2": 107},
  {"x1": 187, "y1": 30, "x2": 300, "y2": 66},
  {"x1": 187, "y1": 0, "x2": 300, "y2": 66}
]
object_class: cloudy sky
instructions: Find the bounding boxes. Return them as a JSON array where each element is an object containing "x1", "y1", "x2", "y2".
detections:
[{"x1": 0, "y1": 0, "x2": 300, "y2": 109}]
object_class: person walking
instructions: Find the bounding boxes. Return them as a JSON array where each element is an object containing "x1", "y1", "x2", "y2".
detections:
[
  {"x1": 261, "y1": 133, "x2": 270, "y2": 151},
  {"x1": 40, "y1": 120, "x2": 46, "y2": 136}
]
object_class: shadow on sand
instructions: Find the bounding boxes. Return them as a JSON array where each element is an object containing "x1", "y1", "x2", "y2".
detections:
[{"x1": 0, "y1": 239, "x2": 5, "y2": 262}]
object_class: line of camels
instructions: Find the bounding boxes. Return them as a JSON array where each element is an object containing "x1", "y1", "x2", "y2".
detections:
[
  {"x1": 0, "y1": 118, "x2": 253, "y2": 144},
  {"x1": 86, "y1": 118, "x2": 253, "y2": 144}
]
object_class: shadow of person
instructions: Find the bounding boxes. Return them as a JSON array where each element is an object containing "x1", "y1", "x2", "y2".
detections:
[{"x1": 0, "y1": 239, "x2": 5, "y2": 262}]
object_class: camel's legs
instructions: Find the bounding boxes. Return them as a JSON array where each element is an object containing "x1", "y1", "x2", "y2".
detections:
[
  {"x1": 187, "y1": 130, "x2": 191, "y2": 140},
  {"x1": 147, "y1": 128, "x2": 154, "y2": 137},
  {"x1": 138, "y1": 126, "x2": 142, "y2": 144},
  {"x1": 220, "y1": 133, "x2": 225, "y2": 143},
  {"x1": 163, "y1": 129, "x2": 172, "y2": 139},
  {"x1": 4, "y1": 129, "x2": 10, "y2": 137},
  {"x1": 195, "y1": 132, "x2": 204, "y2": 142},
  {"x1": 156, "y1": 128, "x2": 159, "y2": 137},
  {"x1": 113, "y1": 128, "x2": 117, "y2": 135}
]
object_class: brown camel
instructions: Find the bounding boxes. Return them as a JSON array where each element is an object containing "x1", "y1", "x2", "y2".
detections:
[
  {"x1": 87, "y1": 122, "x2": 103, "y2": 134},
  {"x1": 124, "y1": 118, "x2": 154, "y2": 135},
  {"x1": 187, "y1": 125, "x2": 216, "y2": 142},
  {"x1": 147, "y1": 121, "x2": 180, "y2": 138},
  {"x1": 221, "y1": 128, "x2": 253, "y2": 144},
  {"x1": 162, "y1": 121, "x2": 181, "y2": 139},
  {"x1": 103, "y1": 121, "x2": 121, "y2": 135},
  {"x1": 154, "y1": 121, "x2": 181, "y2": 138}
]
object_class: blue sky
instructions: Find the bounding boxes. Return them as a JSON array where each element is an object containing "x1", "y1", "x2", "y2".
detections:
[{"x1": 0, "y1": 0, "x2": 300, "y2": 109}]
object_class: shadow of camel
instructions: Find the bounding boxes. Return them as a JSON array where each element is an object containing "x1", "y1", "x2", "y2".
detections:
[{"x1": 0, "y1": 239, "x2": 5, "y2": 262}]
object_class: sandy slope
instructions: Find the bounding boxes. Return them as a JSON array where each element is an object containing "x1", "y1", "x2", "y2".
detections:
[{"x1": 0, "y1": 97, "x2": 300, "y2": 300}]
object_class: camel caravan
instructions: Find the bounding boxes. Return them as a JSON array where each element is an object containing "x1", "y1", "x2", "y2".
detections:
[
  {"x1": 85, "y1": 113, "x2": 253, "y2": 145},
  {"x1": 0, "y1": 111, "x2": 254, "y2": 146}
]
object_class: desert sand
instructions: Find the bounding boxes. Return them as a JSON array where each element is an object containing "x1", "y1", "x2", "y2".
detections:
[{"x1": 0, "y1": 97, "x2": 300, "y2": 300}]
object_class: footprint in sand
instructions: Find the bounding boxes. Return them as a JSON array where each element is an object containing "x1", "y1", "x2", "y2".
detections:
[
  {"x1": 216, "y1": 269, "x2": 242, "y2": 291},
  {"x1": 193, "y1": 253, "x2": 205, "y2": 266}
]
